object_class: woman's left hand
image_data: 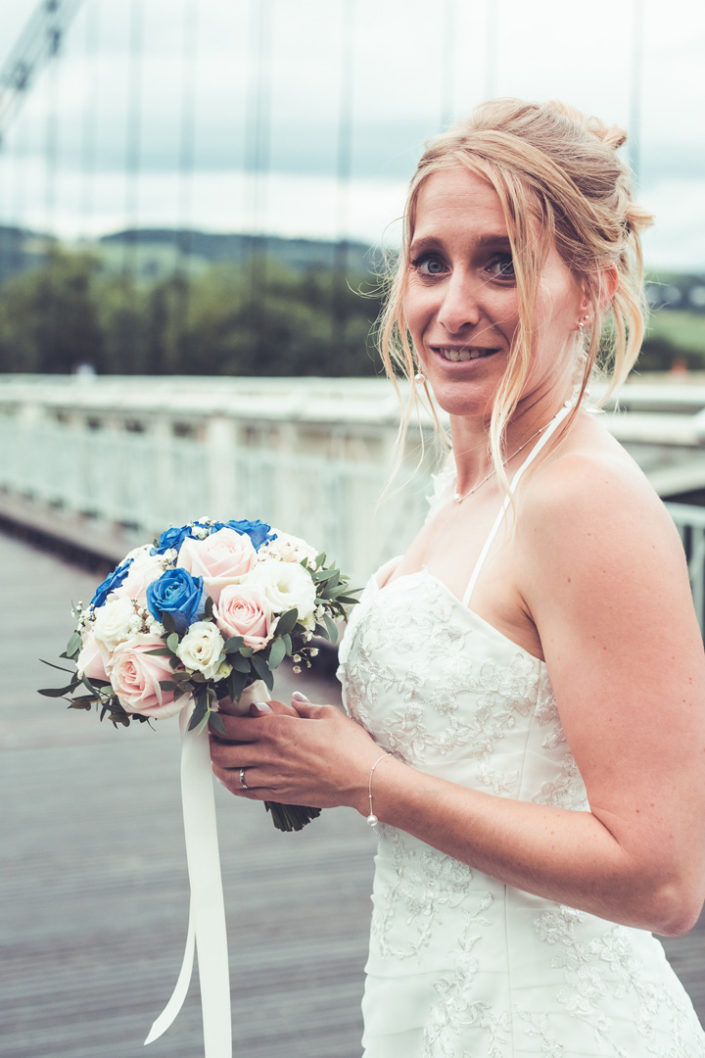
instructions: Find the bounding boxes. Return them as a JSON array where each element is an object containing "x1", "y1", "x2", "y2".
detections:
[{"x1": 209, "y1": 695, "x2": 382, "y2": 813}]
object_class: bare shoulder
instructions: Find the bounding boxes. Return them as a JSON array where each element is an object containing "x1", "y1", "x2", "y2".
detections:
[
  {"x1": 515, "y1": 414, "x2": 701, "y2": 670},
  {"x1": 519, "y1": 419, "x2": 683, "y2": 576}
]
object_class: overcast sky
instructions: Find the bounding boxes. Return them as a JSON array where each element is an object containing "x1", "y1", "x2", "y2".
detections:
[{"x1": 1, "y1": 0, "x2": 704, "y2": 270}]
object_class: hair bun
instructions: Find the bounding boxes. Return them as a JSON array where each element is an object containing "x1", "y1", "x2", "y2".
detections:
[{"x1": 586, "y1": 117, "x2": 627, "y2": 151}]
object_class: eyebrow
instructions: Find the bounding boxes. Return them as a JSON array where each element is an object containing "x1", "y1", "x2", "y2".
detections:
[{"x1": 409, "y1": 233, "x2": 512, "y2": 254}]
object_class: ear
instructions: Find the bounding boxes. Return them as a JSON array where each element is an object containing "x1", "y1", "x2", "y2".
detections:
[
  {"x1": 598, "y1": 265, "x2": 619, "y2": 309},
  {"x1": 577, "y1": 266, "x2": 619, "y2": 320}
]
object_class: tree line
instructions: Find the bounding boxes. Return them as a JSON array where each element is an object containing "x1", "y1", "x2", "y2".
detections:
[
  {"x1": 0, "y1": 247, "x2": 386, "y2": 377},
  {"x1": 0, "y1": 245, "x2": 701, "y2": 376}
]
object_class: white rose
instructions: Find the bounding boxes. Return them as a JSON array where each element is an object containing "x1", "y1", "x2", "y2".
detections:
[
  {"x1": 93, "y1": 596, "x2": 141, "y2": 654},
  {"x1": 263, "y1": 531, "x2": 318, "y2": 565},
  {"x1": 247, "y1": 559, "x2": 316, "y2": 621},
  {"x1": 111, "y1": 551, "x2": 169, "y2": 604},
  {"x1": 176, "y1": 621, "x2": 226, "y2": 679}
]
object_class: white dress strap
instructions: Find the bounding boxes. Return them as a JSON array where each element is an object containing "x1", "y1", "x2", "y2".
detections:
[{"x1": 461, "y1": 401, "x2": 572, "y2": 608}]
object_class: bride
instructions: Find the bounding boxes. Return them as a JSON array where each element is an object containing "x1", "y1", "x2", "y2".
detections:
[{"x1": 211, "y1": 99, "x2": 705, "y2": 1056}]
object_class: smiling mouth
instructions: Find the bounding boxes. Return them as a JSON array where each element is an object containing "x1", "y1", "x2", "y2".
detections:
[{"x1": 433, "y1": 346, "x2": 498, "y2": 362}]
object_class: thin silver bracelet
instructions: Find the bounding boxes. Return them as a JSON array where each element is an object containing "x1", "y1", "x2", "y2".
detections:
[{"x1": 366, "y1": 752, "x2": 390, "y2": 827}]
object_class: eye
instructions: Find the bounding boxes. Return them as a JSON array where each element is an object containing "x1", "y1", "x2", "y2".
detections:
[
  {"x1": 410, "y1": 252, "x2": 448, "y2": 277},
  {"x1": 487, "y1": 252, "x2": 515, "y2": 281}
]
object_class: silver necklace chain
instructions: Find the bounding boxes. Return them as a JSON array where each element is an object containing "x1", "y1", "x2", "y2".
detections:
[{"x1": 452, "y1": 406, "x2": 568, "y2": 505}]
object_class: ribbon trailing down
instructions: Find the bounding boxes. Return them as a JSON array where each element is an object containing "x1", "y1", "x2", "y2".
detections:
[{"x1": 145, "y1": 712, "x2": 232, "y2": 1057}]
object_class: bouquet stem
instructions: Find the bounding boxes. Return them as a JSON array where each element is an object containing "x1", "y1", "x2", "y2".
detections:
[{"x1": 234, "y1": 680, "x2": 321, "y2": 833}]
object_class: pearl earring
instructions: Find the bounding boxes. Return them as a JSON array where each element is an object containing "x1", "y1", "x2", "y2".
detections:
[{"x1": 414, "y1": 371, "x2": 425, "y2": 384}]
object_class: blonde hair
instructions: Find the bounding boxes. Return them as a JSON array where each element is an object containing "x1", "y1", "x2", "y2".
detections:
[{"x1": 379, "y1": 98, "x2": 654, "y2": 482}]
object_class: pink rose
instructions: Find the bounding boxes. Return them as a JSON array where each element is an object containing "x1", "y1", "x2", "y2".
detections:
[
  {"x1": 106, "y1": 633, "x2": 185, "y2": 718},
  {"x1": 214, "y1": 584, "x2": 274, "y2": 650},
  {"x1": 76, "y1": 631, "x2": 110, "y2": 683},
  {"x1": 177, "y1": 529, "x2": 257, "y2": 603}
]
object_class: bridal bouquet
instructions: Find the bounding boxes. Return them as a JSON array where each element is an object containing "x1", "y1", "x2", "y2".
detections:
[{"x1": 40, "y1": 516, "x2": 358, "y2": 831}]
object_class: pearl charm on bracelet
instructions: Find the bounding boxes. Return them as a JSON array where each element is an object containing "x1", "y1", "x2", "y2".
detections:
[{"x1": 366, "y1": 752, "x2": 390, "y2": 828}]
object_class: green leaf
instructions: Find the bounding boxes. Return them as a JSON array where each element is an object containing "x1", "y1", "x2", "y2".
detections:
[
  {"x1": 39, "y1": 658, "x2": 76, "y2": 674},
  {"x1": 209, "y1": 712, "x2": 226, "y2": 736},
  {"x1": 223, "y1": 635, "x2": 245, "y2": 654},
  {"x1": 323, "y1": 614, "x2": 339, "y2": 643},
  {"x1": 144, "y1": 647, "x2": 173, "y2": 657},
  {"x1": 64, "y1": 632, "x2": 82, "y2": 658},
  {"x1": 188, "y1": 692, "x2": 208, "y2": 731},
  {"x1": 166, "y1": 632, "x2": 180, "y2": 654},
  {"x1": 275, "y1": 608, "x2": 298, "y2": 637},
  {"x1": 231, "y1": 654, "x2": 251, "y2": 673},
  {"x1": 250, "y1": 653, "x2": 274, "y2": 690},
  {"x1": 38, "y1": 684, "x2": 77, "y2": 697},
  {"x1": 171, "y1": 669, "x2": 192, "y2": 682},
  {"x1": 268, "y1": 637, "x2": 286, "y2": 670},
  {"x1": 159, "y1": 681, "x2": 179, "y2": 692},
  {"x1": 162, "y1": 612, "x2": 177, "y2": 635},
  {"x1": 282, "y1": 633, "x2": 292, "y2": 655},
  {"x1": 68, "y1": 699, "x2": 94, "y2": 711},
  {"x1": 229, "y1": 670, "x2": 249, "y2": 701},
  {"x1": 204, "y1": 595, "x2": 214, "y2": 620}
]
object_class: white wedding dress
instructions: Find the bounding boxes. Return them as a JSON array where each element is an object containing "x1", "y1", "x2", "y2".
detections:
[{"x1": 337, "y1": 414, "x2": 705, "y2": 1058}]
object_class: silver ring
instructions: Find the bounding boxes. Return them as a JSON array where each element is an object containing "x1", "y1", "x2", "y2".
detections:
[{"x1": 239, "y1": 767, "x2": 249, "y2": 791}]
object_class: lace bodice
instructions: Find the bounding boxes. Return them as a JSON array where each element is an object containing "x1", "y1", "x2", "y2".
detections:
[{"x1": 336, "y1": 405, "x2": 705, "y2": 1057}]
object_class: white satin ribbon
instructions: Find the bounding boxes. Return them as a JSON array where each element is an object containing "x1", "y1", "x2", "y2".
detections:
[{"x1": 145, "y1": 709, "x2": 232, "y2": 1056}]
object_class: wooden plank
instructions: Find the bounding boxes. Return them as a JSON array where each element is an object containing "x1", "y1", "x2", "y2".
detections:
[{"x1": 1, "y1": 529, "x2": 703, "y2": 1058}]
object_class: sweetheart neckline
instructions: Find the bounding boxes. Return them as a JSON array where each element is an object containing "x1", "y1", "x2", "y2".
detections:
[{"x1": 371, "y1": 564, "x2": 546, "y2": 667}]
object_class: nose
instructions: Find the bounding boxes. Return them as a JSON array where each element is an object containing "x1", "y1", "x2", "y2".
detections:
[{"x1": 436, "y1": 270, "x2": 480, "y2": 334}]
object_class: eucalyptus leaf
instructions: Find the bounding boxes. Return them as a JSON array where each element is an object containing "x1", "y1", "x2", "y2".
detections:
[
  {"x1": 38, "y1": 684, "x2": 76, "y2": 697},
  {"x1": 39, "y1": 658, "x2": 76, "y2": 674},
  {"x1": 209, "y1": 712, "x2": 226, "y2": 736},
  {"x1": 162, "y1": 612, "x2": 177, "y2": 635},
  {"x1": 64, "y1": 632, "x2": 82, "y2": 658},
  {"x1": 282, "y1": 633, "x2": 292, "y2": 655},
  {"x1": 268, "y1": 637, "x2": 286, "y2": 670},
  {"x1": 231, "y1": 655, "x2": 251, "y2": 673},
  {"x1": 250, "y1": 653, "x2": 274, "y2": 690},
  {"x1": 275, "y1": 608, "x2": 298, "y2": 637},
  {"x1": 323, "y1": 614, "x2": 339, "y2": 643},
  {"x1": 224, "y1": 636, "x2": 245, "y2": 654},
  {"x1": 145, "y1": 647, "x2": 173, "y2": 657},
  {"x1": 166, "y1": 632, "x2": 180, "y2": 654},
  {"x1": 229, "y1": 670, "x2": 249, "y2": 701}
]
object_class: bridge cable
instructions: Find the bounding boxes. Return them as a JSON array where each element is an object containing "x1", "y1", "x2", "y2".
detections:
[
  {"x1": 174, "y1": 0, "x2": 200, "y2": 371},
  {"x1": 333, "y1": 0, "x2": 356, "y2": 356},
  {"x1": 121, "y1": 0, "x2": 145, "y2": 368},
  {"x1": 244, "y1": 0, "x2": 272, "y2": 367}
]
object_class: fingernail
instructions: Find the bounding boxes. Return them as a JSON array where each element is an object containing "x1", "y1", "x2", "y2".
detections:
[
  {"x1": 253, "y1": 702, "x2": 272, "y2": 713},
  {"x1": 291, "y1": 691, "x2": 310, "y2": 703}
]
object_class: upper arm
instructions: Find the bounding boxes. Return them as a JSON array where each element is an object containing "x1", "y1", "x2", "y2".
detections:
[{"x1": 520, "y1": 454, "x2": 705, "y2": 892}]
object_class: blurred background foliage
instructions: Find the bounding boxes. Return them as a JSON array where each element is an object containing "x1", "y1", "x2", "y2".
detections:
[{"x1": 0, "y1": 238, "x2": 702, "y2": 377}]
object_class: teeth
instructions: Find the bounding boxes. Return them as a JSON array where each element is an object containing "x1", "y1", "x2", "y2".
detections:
[{"x1": 438, "y1": 347, "x2": 493, "y2": 362}]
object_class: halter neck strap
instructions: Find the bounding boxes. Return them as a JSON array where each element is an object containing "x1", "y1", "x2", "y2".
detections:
[{"x1": 461, "y1": 401, "x2": 572, "y2": 608}]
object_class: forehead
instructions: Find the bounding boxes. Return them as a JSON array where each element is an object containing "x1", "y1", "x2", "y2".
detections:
[{"x1": 411, "y1": 167, "x2": 507, "y2": 240}]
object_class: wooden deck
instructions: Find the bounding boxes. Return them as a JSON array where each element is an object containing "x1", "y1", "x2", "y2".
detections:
[{"x1": 1, "y1": 527, "x2": 703, "y2": 1057}]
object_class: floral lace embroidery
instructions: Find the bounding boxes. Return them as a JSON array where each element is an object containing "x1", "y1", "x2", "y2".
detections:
[
  {"x1": 340, "y1": 571, "x2": 705, "y2": 1057},
  {"x1": 532, "y1": 906, "x2": 705, "y2": 1056}
]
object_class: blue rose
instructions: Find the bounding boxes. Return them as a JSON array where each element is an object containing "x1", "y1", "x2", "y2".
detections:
[
  {"x1": 90, "y1": 558, "x2": 134, "y2": 609},
  {"x1": 146, "y1": 568, "x2": 205, "y2": 634},
  {"x1": 213, "y1": 519, "x2": 275, "y2": 550},
  {"x1": 151, "y1": 523, "x2": 197, "y2": 555}
]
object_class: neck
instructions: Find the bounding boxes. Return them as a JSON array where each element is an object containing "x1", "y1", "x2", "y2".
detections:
[{"x1": 450, "y1": 389, "x2": 574, "y2": 498}]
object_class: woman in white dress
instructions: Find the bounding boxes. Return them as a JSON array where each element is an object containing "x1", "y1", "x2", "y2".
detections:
[{"x1": 211, "y1": 99, "x2": 705, "y2": 1056}]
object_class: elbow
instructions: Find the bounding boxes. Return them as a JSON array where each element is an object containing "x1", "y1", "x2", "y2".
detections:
[{"x1": 640, "y1": 878, "x2": 704, "y2": 938}]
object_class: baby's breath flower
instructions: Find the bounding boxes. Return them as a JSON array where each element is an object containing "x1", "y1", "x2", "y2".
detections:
[{"x1": 292, "y1": 665, "x2": 302, "y2": 674}]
